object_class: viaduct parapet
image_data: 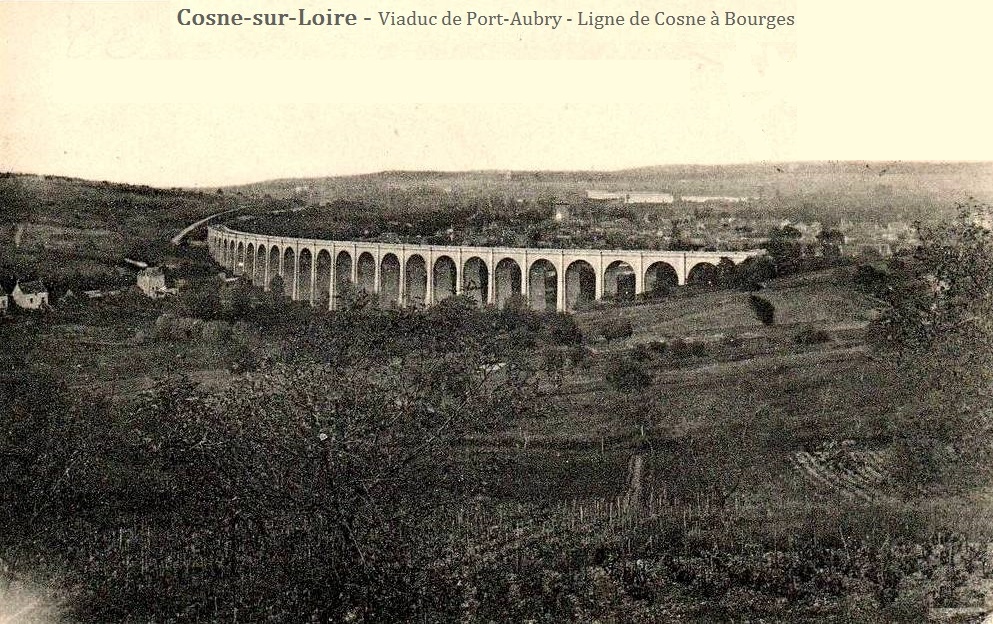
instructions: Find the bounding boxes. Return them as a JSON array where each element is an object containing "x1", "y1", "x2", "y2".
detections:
[{"x1": 208, "y1": 225, "x2": 765, "y2": 312}]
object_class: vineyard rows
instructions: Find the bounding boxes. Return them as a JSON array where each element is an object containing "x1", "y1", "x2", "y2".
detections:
[{"x1": 791, "y1": 449, "x2": 895, "y2": 503}]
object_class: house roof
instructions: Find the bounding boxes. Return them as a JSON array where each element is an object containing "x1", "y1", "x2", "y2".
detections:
[
  {"x1": 16, "y1": 280, "x2": 48, "y2": 295},
  {"x1": 139, "y1": 266, "x2": 164, "y2": 276}
]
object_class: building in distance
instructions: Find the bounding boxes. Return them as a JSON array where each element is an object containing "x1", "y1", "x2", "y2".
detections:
[
  {"x1": 137, "y1": 267, "x2": 178, "y2": 299},
  {"x1": 586, "y1": 190, "x2": 675, "y2": 204},
  {"x1": 12, "y1": 280, "x2": 49, "y2": 310},
  {"x1": 681, "y1": 195, "x2": 751, "y2": 203}
]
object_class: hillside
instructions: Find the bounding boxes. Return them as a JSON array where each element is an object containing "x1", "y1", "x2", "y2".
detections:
[
  {"x1": 0, "y1": 174, "x2": 233, "y2": 292},
  {"x1": 224, "y1": 161, "x2": 993, "y2": 223}
]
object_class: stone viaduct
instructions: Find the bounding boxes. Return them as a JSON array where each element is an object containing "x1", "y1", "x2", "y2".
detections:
[{"x1": 208, "y1": 225, "x2": 765, "y2": 312}]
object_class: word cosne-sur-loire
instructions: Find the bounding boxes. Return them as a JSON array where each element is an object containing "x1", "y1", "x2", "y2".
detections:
[{"x1": 177, "y1": 8, "x2": 358, "y2": 26}]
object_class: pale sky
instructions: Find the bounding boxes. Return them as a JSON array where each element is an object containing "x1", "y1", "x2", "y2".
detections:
[{"x1": 1, "y1": 1, "x2": 991, "y2": 187}]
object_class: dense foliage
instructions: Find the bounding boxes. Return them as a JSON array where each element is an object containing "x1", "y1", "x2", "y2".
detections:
[
  {"x1": 866, "y1": 203, "x2": 993, "y2": 492},
  {"x1": 748, "y1": 294, "x2": 776, "y2": 325}
]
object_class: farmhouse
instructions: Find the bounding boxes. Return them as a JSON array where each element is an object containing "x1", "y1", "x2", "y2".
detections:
[
  {"x1": 137, "y1": 266, "x2": 166, "y2": 297},
  {"x1": 137, "y1": 266, "x2": 177, "y2": 298},
  {"x1": 12, "y1": 280, "x2": 49, "y2": 310}
]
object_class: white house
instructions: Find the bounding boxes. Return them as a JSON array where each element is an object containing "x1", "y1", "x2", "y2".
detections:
[
  {"x1": 12, "y1": 280, "x2": 49, "y2": 310},
  {"x1": 137, "y1": 267, "x2": 171, "y2": 298}
]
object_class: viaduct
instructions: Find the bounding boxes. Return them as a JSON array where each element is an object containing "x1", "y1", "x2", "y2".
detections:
[{"x1": 208, "y1": 225, "x2": 765, "y2": 312}]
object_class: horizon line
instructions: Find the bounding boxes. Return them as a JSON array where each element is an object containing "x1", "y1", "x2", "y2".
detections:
[{"x1": 4, "y1": 159, "x2": 991, "y2": 191}]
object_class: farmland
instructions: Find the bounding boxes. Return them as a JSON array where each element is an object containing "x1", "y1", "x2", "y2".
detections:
[{"x1": 1, "y1": 173, "x2": 992, "y2": 621}]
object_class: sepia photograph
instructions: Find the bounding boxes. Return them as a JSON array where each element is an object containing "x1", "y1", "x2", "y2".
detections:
[{"x1": 3, "y1": 1, "x2": 993, "y2": 622}]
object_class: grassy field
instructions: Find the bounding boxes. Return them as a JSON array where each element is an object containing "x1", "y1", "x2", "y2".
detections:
[
  {"x1": 2, "y1": 173, "x2": 992, "y2": 621},
  {"x1": 0, "y1": 174, "x2": 232, "y2": 293}
]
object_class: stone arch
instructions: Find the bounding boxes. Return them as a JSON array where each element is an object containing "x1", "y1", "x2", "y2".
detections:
[
  {"x1": 604, "y1": 260, "x2": 636, "y2": 301},
  {"x1": 404, "y1": 254, "x2": 427, "y2": 306},
  {"x1": 245, "y1": 243, "x2": 255, "y2": 282},
  {"x1": 334, "y1": 250, "x2": 353, "y2": 306},
  {"x1": 687, "y1": 261, "x2": 718, "y2": 285},
  {"x1": 494, "y1": 258, "x2": 523, "y2": 308},
  {"x1": 268, "y1": 246, "x2": 282, "y2": 293},
  {"x1": 282, "y1": 247, "x2": 297, "y2": 299},
  {"x1": 315, "y1": 250, "x2": 333, "y2": 309},
  {"x1": 380, "y1": 253, "x2": 401, "y2": 306},
  {"x1": 297, "y1": 248, "x2": 314, "y2": 303},
  {"x1": 235, "y1": 242, "x2": 246, "y2": 275},
  {"x1": 528, "y1": 259, "x2": 557, "y2": 311},
  {"x1": 565, "y1": 260, "x2": 596, "y2": 310},
  {"x1": 357, "y1": 251, "x2": 377, "y2": 293},
  {"x1": 644, "y1": 261, "x2": 679, "y2": 294},
  {"x1": 254, "y1": 245, "x2": 267, "y2": 286},
  {"x1": 462, "y1": 256, "x2": 489, "y2": 306},
  {"x1": 433, "y1": 255, "x2": 457, "y2": 302}
]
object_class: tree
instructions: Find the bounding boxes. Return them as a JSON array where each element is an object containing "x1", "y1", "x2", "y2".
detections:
[
  {"x1": 765, "y1": 224, "x2": 804, "y2": 267},
  {"x1": 268, "y1": 274, "x2": 286, "y2": 300},
  {"x1": 816, "y1": 228, "x2": 845, "y2": 257},
  {"x1": 168, "y1": 281, "x2": 222, "y2": 320},
  {"x1": 131, "y1": 326, "x2": 539, "y2": 620},
  {"x1": 731, "y1": 256, "x2": 776, "y2": 290},
  {"x1": 748, "y1": 294, "x2": 775, "y2": 325},
  {"x1": 715, "y1": 257, "x2": 737, "y2": 286},
  {"x1": 869, "y1": 203, "x2": 993, "y2": 492}
]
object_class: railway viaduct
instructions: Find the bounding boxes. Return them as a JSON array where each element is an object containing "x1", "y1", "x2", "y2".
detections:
[{"x1": 208, "y1": 225, "x2": 765, "y2": 312}]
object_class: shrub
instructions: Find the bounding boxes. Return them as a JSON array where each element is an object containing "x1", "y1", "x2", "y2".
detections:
[
  {"x1": 852, "y1": 263, "x2": 889, "y2": 296},
  {"x1": 596, "y1": 318, "x2": 633, "y2": 344},
  {"x1": 201, "y1": 320, "x2": 232, "y2": 343},
  {"x1": 546, "y1": 312, "x2": 583, "y2": 345},
  {"x1": 669, "y1": 338, "x2": 706, "y2": 360},
  {"x1": 630, "y1": 343, "x2": 653, "y2": 361},
  {"x1": 794, "y1": 326, "x2": 831, "y2": 345},
  {"x1": 748, "y1": 295, "x2": 775, "y2": 325},
  {"x1": 646, "y1": 340, "x2": 667, "y2": 357},
  {"x1": 605, "y1": 356, "x2": 652, "y2": 391}
]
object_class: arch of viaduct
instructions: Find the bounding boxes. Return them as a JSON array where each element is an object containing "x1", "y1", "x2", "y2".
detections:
[{"x1": 207, "y1": 225, "x2": 765, "y2": 312}]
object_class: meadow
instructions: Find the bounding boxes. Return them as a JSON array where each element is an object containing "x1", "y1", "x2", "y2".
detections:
[{"x1": 2, "y1": 173, "x2": 992, "y2": 621}]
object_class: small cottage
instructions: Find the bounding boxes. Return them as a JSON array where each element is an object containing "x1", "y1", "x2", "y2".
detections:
[
  {"x1": 137, "y1": 267, "x2": 167, "y2": 298},
  {"x1": 12, "y1": 280, "x2": 49, "y2": 310}
]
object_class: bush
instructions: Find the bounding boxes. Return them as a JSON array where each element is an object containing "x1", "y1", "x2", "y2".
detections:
[
  {"x1": 596, "y1": 318, "x2": 633, "y2": 344},
  {"x1": 852, "y1": 263, "x2": 889, "y2": 295},
  {"x1": 646, "y1": 340, "x2": 668, "y2": 357},
  {"x1": 545, "y1": 312, "x2": 583, "y2": 345},
  {"x1": 794, "y1": 326, "x2": 831, "y2": 345},
  {"x1": 201, "y1": 320, "x2": 232, "y2": 343},
  {"x1": 748, "y1": 295, "x2": 775, "y2": 325},
  {"x1": 604, "y1": 356, "x2": 652, "y2": 391},
  {"x1": 630, "y1": 343, "x2": 653, "y2": 361},
  {"x1": 669, "y1": 338, "x2": 706, "y2": 360}
]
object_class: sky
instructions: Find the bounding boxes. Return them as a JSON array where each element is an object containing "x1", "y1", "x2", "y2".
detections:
[{"x1": 1, "y1": 1, "x2": 991, "y2": 187}]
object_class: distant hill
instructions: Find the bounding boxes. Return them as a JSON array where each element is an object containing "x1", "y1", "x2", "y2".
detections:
[
  {"x1": 0, "y1": 173, "x2": 232, "y2": 292},
  {"x1": 222, "y1": 161, "x2": 993, "y2": 222}
]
